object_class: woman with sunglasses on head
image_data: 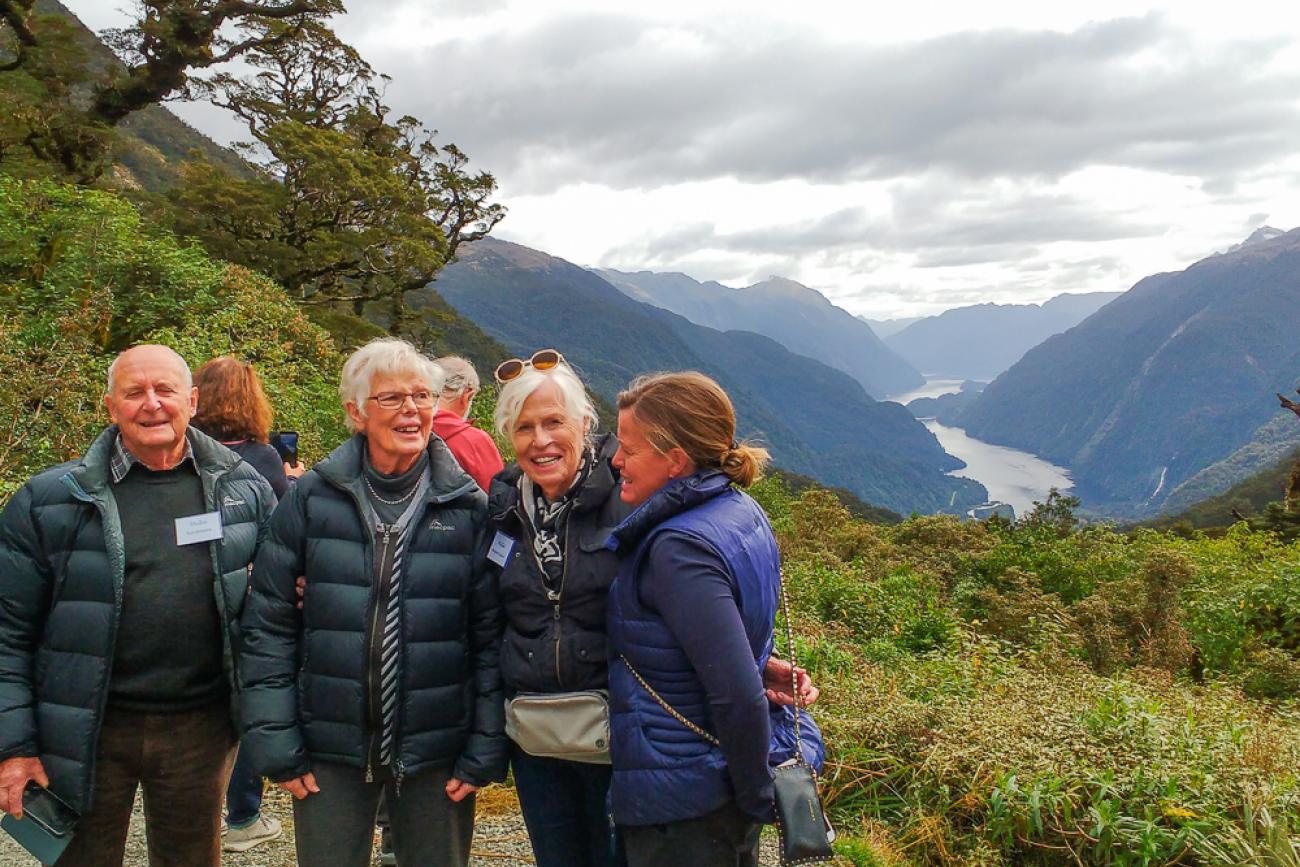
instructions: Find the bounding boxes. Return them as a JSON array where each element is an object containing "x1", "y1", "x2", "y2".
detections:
[
  {"x1": 239, "y1": 337, "x2": 506, "y2": 867},
  {"x1": 484, "y1": 352, "x2": 814, "y2": 867},
  {"x1": 486, "y1": 349, "x2": 626, "y2": 867},
  {"x1": 605, "y1": 372, "x2": 780, "y2": 867}
]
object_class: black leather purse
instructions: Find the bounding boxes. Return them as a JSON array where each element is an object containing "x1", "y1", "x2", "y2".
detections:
[
  {"x1": 621, "y1": 573, "x2": 835, "y2": 866},
  {"x1": 770, "y1": 578, "x2": 835, "y2": 865}
]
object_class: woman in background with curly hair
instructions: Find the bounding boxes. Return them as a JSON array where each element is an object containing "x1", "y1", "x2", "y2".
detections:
[
  {"x1": 193, "y1": 357, "x2": 303, "y2": 499},
  {"x1": 192, "y1": 356, "x2": 299, "y2": 852}
]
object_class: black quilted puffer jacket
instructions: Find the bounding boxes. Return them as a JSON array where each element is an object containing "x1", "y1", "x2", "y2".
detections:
[
  {"x1": 239, "y1": 433, "x2": 506, "y2": 787},
  {"x1": 0, "y1": 426, "x2": 274, "y2": 816}
]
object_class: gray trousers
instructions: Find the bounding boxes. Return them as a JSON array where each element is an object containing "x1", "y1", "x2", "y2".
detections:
[
  {"x1": 292, "y1": 762, "x2": 475, "y2": 867},
  {"x1": 621, "y1": 801, "x2": 761, "y2": 867}
]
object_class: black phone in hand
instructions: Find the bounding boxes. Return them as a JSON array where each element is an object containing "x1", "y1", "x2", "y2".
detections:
[
  {"x1": 270, "y1": 430, "x2": 299, "y2": 466},
  {"x1": 1, "y1": 783, "x2": 78, "y2": 862}
]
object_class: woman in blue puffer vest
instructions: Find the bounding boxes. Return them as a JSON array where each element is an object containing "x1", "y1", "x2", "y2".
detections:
[{"x1": 605, "y1": 371, "x2": 783, "y2": 867}]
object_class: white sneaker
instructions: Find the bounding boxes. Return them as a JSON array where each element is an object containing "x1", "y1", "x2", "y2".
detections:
[{"x1": 222, "y1": 813, "x2": 283, "y2": 852}]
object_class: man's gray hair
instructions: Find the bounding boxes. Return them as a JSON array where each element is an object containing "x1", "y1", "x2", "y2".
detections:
[
  {"x1": 494, "y1": 363, "x2": 597, "y2": 440},
  {"x1": 105, "y1": 345, "x2": 193, "y2": 396},
  {"x1": 435, "y1": 356, "x2": 480, "y2": 396},
  {"x1": 340, "y1": 338, "x2": 445, "y2": 433}
]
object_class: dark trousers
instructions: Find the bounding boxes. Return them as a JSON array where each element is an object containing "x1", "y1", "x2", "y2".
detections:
[
  {"x1": 224, "y1": 744, "x2": 264, "y2": 827},
  {"x1": 511, "y1": 745, "x2": 626, "y2": 867},
  {"x1": 293, "y1": 761, "x2": 475, "y2": 867},
  {"x1": 621, "y1": 801, "x2": 761, "y2": 867},
  {"x1": 54, "y1": 703, "x2": 236, "y2": 867}
]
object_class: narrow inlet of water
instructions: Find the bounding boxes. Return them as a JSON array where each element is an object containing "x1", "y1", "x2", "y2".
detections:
[{"x1": 922, "y1": 419, "x2": 1073, "y2": 518}]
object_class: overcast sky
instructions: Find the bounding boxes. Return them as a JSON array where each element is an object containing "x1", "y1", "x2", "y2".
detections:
[{"x1": 71, "y1": 1, "x2": 1300, "y2": 318}]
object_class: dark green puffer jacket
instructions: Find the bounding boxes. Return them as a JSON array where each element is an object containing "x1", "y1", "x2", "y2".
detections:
[
  {"x1": 0, "y1": 426, "x2": 275, "y2": 816},
  {"x1": 239, "y1": 434, "x2": 506, "y2": 787}
]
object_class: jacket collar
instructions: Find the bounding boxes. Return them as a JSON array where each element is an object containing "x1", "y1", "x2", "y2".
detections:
[
  {"x1": 488, "y1": 433, "x2": 620, "y2": 523},
  {"x1": 64, "y1": 425, "x2": 239, "y2": 500},
  {"x1": 315, "y1": 432, "x2": 477, "y2": 502},
  {"x1": 605, "y1": 469, "x2": 731, "y2": 554}
]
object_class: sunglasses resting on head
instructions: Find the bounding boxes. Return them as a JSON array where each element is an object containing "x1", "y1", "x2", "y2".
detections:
[{"x1": 494, "y1": 349, "x2": 565, "y2": 384}]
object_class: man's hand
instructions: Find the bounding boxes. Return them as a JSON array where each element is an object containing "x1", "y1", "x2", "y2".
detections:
[
  {"x1": 763, "y1": 657, "x2": 820, "y2": 707},
  {"x1": 445, "y1": 777, "x2": 478, "y2": 803},
  {"x1": 295, "y1": 576, "x2": 306, "y2": 610},
  {"x1": 277, "y1": 772, "x2": 319, "y2": 800},
  {"x1": 0, "y1": 757, "x2": 48, "y2": 819},
  {"x1": 284, "y1": 462, "x2": 306, "y2": 479}
]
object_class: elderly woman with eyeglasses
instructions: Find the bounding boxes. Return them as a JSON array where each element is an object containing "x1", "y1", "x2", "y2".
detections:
[
  {"x1": 240, "y1": 337, "x2": 505, "y2": 867},
  {"x1": 483, "y1": 350, "x2": 815, "y2": 867}
]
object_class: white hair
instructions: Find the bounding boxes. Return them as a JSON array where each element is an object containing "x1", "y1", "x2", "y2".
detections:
[
  {"x1": 494, "y1": 363, "x2": 598, "y2": 440},
  {"x1": 435, "y1": 356, "x2": 480, "y2": 396},
  {"x1": 105, "y1": 345, "x2": 193, "y2": 396},
  {"x1": 340, "y1": 338, "x2": 445, "y2": 432}
]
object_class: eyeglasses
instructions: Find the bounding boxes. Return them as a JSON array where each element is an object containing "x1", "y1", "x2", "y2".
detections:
[
  {"x1": 494, "y1": 349, "x2": 565, "y2": 384},
  {"x1": 366, "y1": 391, "x2": 435, "y2": 410}
]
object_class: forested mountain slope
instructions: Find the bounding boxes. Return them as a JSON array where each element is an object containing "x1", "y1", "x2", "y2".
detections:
[
  {"x1": 599, "y1": 268, "x2": 923, "y2": 397},
  {"x1": 433, "y1": 239, "x2": 986, "y2": 514},
  {"x1": 958, "y1": 229, "x2": 1300, "y2": 516},
  {"x1": 884, "y1": 291, "x2": 1121, "y2": 380}
]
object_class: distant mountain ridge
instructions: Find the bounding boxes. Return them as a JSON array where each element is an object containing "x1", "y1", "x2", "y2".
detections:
[
  {"x1": 597, "y1": 268, "x2": 923, "y2": 398},
  {"x1": 954, "y1": 227, "x2": 1300, "y2": 517},
  {"x1": 861, "y1": 316, "x2": 923, "y2": 338},
  {"x1": 1224, "y1": 226, "x2": 1286, "y2": 254},
  {"x1": 883, "y1": 292, "x2": 1121, "y2": 381},
  {"x1": 431, "y1": 239, "x2": 986, "y2": 514}
]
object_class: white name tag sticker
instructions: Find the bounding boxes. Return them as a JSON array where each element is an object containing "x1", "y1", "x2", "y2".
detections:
[
  {"x1": 487, "y1": 531, "x2": 515, "y2": 567},
  {"x1": 175, "y1": 511, "x2": 224, "y2": 546}
]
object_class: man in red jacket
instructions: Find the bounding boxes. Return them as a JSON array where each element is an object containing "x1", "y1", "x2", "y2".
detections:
[{"x1": 433, "y1": 357, "x2": 504, "y2": 491}]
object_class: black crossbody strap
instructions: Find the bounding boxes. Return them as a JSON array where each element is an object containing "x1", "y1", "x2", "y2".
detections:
[{"x1": 620, "y1": 570, "x2": 805, "y2": 756}]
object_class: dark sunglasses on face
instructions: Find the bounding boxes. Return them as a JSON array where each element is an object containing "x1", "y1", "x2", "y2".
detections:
[
  {"x1": 366, "y1": 390, "x2": 435, "y2": 410},
  {"x1": 494, "y1": 349, "x2": 565, "y2": 384}
]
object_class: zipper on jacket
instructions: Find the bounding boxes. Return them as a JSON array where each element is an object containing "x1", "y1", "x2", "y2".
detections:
[
  {"x1": 365, "y1": 521, "x2": 397, "y2": 779},
  {"x1": 552, "y1": 522, "x2": 573, "y2": 689}
]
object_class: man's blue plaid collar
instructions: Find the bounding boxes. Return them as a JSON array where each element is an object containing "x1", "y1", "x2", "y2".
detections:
[{"x1": 109, "y1": 432, "x2": 197, "y2": 484}]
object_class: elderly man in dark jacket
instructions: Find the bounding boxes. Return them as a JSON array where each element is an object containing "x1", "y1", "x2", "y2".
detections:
[{"x1": 0, "y1": 344, "x2": 275, "y2": 866}]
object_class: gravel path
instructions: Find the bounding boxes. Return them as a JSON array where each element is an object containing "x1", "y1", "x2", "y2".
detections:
[{"x1": 1, "y1": 785, "x2": 789, "y2": 865}]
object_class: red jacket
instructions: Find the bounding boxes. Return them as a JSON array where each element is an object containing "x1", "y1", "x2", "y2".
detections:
[{"x1": 433, "y1": 410, "x2": 504, "y2": 491}]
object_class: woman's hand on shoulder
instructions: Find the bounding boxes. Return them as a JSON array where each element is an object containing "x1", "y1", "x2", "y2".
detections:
[{"x1": 763, "y1": 657, "x2": 820, "y2": 706}]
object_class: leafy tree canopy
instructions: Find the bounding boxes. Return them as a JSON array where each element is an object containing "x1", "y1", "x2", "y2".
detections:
[{"x1": 0, "y1": 174, "x2": 345, "y2": 495}]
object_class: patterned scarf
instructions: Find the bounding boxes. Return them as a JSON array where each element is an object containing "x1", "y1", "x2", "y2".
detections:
[{"x1": 521, "y1": 445, "x2": 595, "y2": 595}]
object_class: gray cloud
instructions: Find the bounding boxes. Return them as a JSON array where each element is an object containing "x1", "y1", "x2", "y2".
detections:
[
  {"x1": 347, "y1": 11, "x2": 1300, "y2": 195},
  {"x1": 596, "y1": 179, "x2": 1163, "y2": 270}
]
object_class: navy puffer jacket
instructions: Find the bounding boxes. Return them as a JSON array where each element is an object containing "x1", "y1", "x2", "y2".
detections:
[
  {"x1": 487, "y1": 434, "x2": 630, "y2": 695},
  {"x1": 605, "y1": 471, "x2": 779, "y2": 826},
  {"x1": 0, "y1": 427, "x2": 273, "y2": 816},
  {"x1": 239, "y1": 434, "x2": 506, "y2": 787}
]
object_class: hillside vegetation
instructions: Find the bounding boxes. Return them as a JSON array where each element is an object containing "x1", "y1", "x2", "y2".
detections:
[
  {"x1": 754, "y1": 482, "x2": 1300, "y2": 865},
  {"x1": 0, "y1": 176, "x2": 345, "y2": 495}
]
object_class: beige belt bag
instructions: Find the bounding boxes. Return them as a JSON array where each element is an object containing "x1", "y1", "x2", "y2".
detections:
[{"x1": 504, "y1": 689, "x2": 611, "y2": 764}]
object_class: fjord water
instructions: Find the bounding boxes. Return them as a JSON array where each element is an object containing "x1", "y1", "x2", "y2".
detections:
[
  {"x1": 922, "y1": 421, "x2": 1073, "y2": 517},
  {"x1": 888, "y1": 378, "x2": 1074, "y2": 516}
]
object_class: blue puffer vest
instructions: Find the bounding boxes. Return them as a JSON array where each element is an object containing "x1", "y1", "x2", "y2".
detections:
[{"x1": 605, "y1": 470, "x2": 779, "y2": 826}]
